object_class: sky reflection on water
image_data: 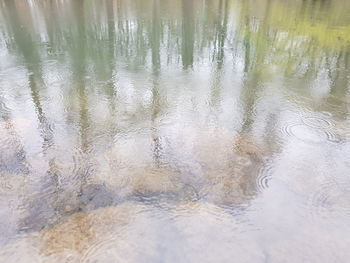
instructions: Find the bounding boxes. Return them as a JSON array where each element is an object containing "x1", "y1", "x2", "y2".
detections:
[{"x1": 0, "y1": 0, "x2": 350, "y2": 262}]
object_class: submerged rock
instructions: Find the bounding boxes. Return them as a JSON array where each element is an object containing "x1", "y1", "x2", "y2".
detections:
[
  {"x1": 0, "y1": 202, "x2": 141, "y2": 263},
  {"x1": 91, "y1": 167, "x2": 188, "y2": 200},
  {"x1": 191, "y1": 127, "x2": 270, "y2": 205},
  {"x1": 126, "y1": 168, "x2": 183, "y2": 195},
  {"x1": 0, "y1": 202, "x2": 158, "y2": 262},
  {"x1": 92, "y1": 124, "x2": 274, "y2": 206},
  {"x1": 8, "y1": 121, "x2": 275, "y2": 241},
  {"x1": 0, "y1": 172, "x2": 32, "y2": 245},
  {"x1": 0, "y1": 201, "x2": 259, "y2": 263},
  {"x1": 19, "y1": 182, "x2": 118, "y2": 233},
  {"x1": 333, "y1": 119, "x2": 350, "y2": 142}
]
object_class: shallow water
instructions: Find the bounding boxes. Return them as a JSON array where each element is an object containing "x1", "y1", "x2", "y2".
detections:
[{"x1": 0, "y1": 0, "x2": 350, "y2": 262}]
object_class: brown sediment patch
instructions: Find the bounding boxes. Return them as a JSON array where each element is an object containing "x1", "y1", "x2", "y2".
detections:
[
  {"x1": 193, "y1": 126, "x2": 269, "y2": 168},
  {"x1": 39, "y1": 202, "x2": 138, "y2": 258},
  {"x1": 40, "y1": 201, "x2": 236, "y2": 262},
  {"x1": 193, "y1": 128, "x2": 270, "y2": 205},
  {"x1": 91, "y1": 125, "x2": 275, "y2": 206},
  {"x1": 1, "y1": 200, "x2": 253, "y2": 262},
  {"x1": 0, "y1": 203, "x2": 143, "y2": 262},
  {"x1": 233, "y1": 133, "x2": 267, "y2": 159},
  {"x1": 129, "y1": 168, "x2": 183, "y2": 194},
  {"x1": 129, "y1": 123, "x2": 278, "y2": 205},
  {"x1": 333, "y1": 119, "x2": 350, "y2": 141},
  {"x1": 41, "y1": 212, "x2": 95, "y2": 255},
  {"x1": 202, "y1": 167, "x2": 257, "y2": 205}
]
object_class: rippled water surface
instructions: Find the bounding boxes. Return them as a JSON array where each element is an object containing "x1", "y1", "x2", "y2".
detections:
[{"x1": 0, "y1": 0, "x2": 350, "y2": 262}]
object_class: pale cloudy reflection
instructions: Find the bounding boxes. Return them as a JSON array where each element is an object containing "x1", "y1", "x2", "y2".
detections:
[{"x1": 0, "y1": 0, "x2": 349, "y2": 262}]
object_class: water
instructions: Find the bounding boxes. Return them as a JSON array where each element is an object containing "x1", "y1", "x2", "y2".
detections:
[{"x1": 0, "y1": 0, "x2": 349, "y2": 262}]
